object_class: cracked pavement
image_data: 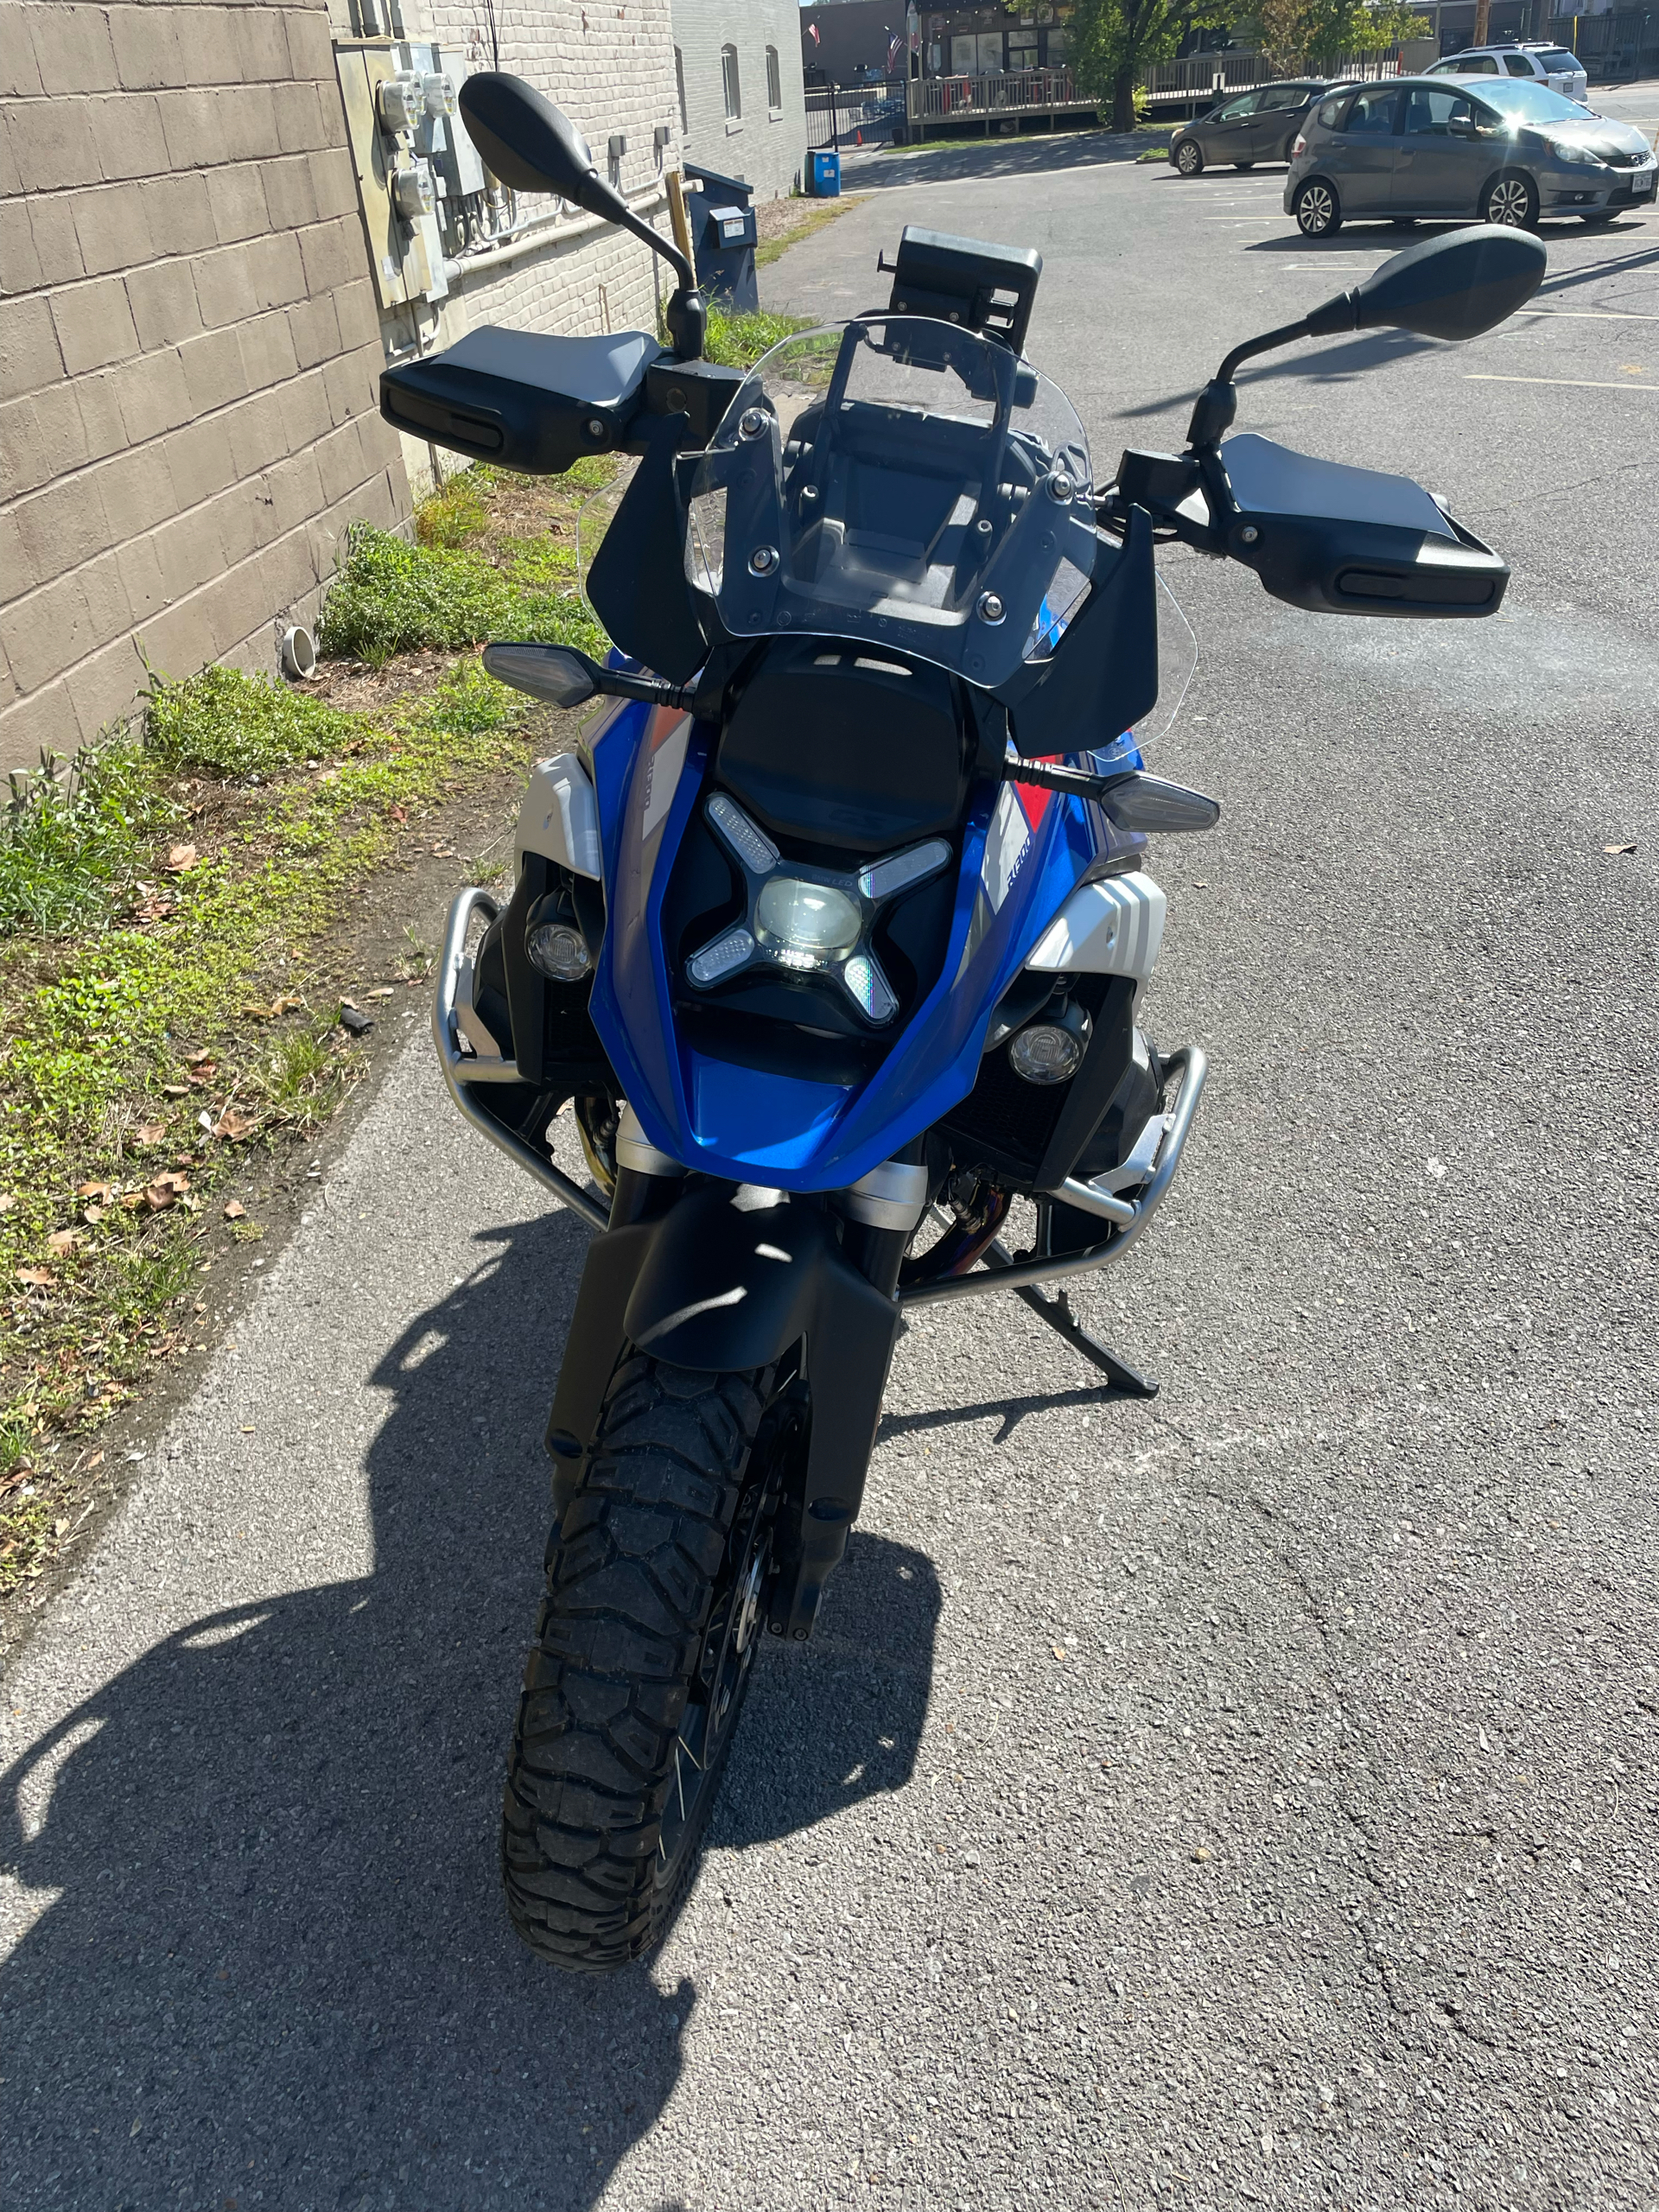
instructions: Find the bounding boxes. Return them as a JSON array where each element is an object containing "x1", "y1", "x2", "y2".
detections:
[{"x1": 4, "y1": 108, "x2": 1658, "y2": 2212}]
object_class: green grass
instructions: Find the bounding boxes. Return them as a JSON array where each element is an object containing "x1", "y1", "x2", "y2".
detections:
[
  {"x1": 1, "y1": 744, "x2": 178, "y2": 939},
  {"x1": 0, "y1": 404, "x2": 638, "y2": 1595},
  {"x1": 700, "y1": 308, "x2": 810, "y2": 369},
  {"x1": 317, "y1": 523, "x2": 609, "y2": 667}
]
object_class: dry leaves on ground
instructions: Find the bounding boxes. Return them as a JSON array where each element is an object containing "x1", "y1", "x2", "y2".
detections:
[{"x1": 164, "y1": 844, "x2": 199, "y2": 873}]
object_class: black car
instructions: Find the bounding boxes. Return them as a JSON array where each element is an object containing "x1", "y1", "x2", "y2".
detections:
[{"x1": 1170, "y1": 79, "x2": 1339, "y2": 175}]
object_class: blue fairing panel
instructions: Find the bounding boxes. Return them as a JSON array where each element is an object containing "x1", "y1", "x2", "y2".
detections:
[{"x1": 586, "y1": 693, "x2": 1141, "y2": 1192}]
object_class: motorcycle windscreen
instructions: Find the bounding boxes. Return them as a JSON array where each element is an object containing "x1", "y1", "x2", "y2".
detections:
[{"x1": 683, "y1": 317, "x2": 1099, "y2": 691}]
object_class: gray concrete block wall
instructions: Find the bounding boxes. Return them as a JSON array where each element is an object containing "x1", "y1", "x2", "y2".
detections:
[
  {"x1": 0, "y1": 0, "x2": 410, "y2": 775},
  {"x1": 672, "y1": 0, "x2": 806, "y2": 203}
]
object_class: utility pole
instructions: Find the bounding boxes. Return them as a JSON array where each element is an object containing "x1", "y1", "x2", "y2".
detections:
[{"x1": 1472, "y1": 0, "x2": 1491, "y2": 43}]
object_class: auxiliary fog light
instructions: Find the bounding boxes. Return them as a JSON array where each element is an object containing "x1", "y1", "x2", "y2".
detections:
[
  {"x1": 526, "y1": 921, "x2": 591, "y2": 982},
  {"x1": 753, "y1": 876, "x2": 861, "y2": 969},
  {"x1": 1008, "y1": 1004, "x2": 1091, "y2": 1086}
]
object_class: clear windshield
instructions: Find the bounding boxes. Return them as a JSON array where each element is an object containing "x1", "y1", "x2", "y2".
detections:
[
  {"x1": 685, "y1": 318, "x2": 1099, "y2": 692},
  {"x1": 1466, "y1": 79, "x2": 1596, "y2": 124}
]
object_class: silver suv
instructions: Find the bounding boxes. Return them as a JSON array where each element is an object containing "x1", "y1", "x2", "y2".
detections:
[
  {"x1": 1427, "y1": 42, "x2": 1588, "y2": 103},
  {"x1": 1284, "y1": 76, "x2": 1655, "y2": 234}
]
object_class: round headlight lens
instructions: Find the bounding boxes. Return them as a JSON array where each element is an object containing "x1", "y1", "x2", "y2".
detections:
[
  {"x1": 754, "y1": 876, "x2": 861, "y2": 968},
  {"x1": 1008, "y1": 1020, "x2": 1084, "y2": 1086},
  {"x1": 526, "y1": 921, "x2": 592, "y2": 982}
]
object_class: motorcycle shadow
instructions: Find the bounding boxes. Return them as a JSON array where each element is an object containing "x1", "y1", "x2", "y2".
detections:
[{"x1": 0, "y1": 1207, "x2": 939, "y2": 2212}]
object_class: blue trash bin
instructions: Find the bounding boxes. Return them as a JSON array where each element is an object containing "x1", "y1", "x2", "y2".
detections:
[{"x1": 809, "y1": 149, "x2": 841, "y2": 198}]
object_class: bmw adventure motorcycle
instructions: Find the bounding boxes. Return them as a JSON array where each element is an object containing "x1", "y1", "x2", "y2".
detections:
[{"x1": 382, "y1": 75, "x2": 1546, "y2": 1970}]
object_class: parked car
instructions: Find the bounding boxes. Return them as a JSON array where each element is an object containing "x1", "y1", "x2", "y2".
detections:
[
  {"x1": 1285, "y1": 75, "x2": 1656, "y2": 234},
  {"x1": 1169, "y1": 79, "x2": 1336, "y2": 175},
  {"x1": 1427, "y1": 41, "x2": 1588, "y2": 104}
]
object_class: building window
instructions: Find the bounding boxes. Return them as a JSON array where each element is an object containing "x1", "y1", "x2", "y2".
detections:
[
  {"x1": 675, "y1": 45, "x2": 687, "y2": 135},
  {"x1": 766, "y1": 44, "x2": 781, "y2": 112},
  {"x1": 721, "y1": 43, "x2": 741, "y2": 121}
]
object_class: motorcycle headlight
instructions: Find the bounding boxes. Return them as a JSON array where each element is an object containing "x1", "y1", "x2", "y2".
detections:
[
  {"x1": 526, "y1": 921, "x2": 592, "y2": 982},
  {"x1": 1550, "y1": 138, "x2": 1603, "y2": 166},
  {"x1": 753, "y1": 876, "x2": 861, "y2": 969}
]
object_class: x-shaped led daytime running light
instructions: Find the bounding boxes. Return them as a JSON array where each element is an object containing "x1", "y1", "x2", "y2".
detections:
[{"x1": 686, "y1": 794, "x2": 952, "y2": 1027}]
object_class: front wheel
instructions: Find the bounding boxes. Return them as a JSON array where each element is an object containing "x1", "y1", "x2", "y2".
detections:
[
  {"x1": 1174, "y1": 139, "x2": 1204, "y2": 176},
  {"x1": 501, "y1": 1357, "x2": 779, "y2": 1971},
  {"x1": 1294, "y1": 179, "x2": 1342, "y2": 237},
  {"x1": 1483, "y1": 171, "x2": 1540, "y2": 228}
]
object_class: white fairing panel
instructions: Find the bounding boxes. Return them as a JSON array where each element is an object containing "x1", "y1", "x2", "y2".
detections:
[
  {"x1": 1025, "y1": 870, "x2": 1166, "y2": 982},
  {"x1": 515, "y1": 752, "x2": 602, "y2": 879}
]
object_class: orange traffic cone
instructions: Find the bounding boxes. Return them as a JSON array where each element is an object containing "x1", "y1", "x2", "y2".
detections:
[{"x1": 856, "y1": 129, "x2": 863, "y2": 144}]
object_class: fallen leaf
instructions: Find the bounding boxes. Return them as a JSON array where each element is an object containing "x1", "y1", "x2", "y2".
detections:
[
  {"x1": 119, "y1": 1190, "x2": 146, "y2": 1211},
  {"x1": 133, "y1": 1122, "x2": 166, "y2": 1147},
  {"x1": 151, "y1": 1170, "x2": 191, "y2": 1195},
  {"x1": 1604, "y1": 841, "x2": 1637, "y2": 856},
  {"x1": 85, "y1": 1451, "x2": 104, "y2": 1470},
  {"x1": 46, "y1": 1228, "x2": 82, "y2": 1255},
  {"x1": 243, "y1": 994, "x2": 302, "y2": 1020},
  {"x1": 213, "y1": 1108, "x2": 258, "y2": 1142},
  {"x1": 388, "y1": 803, "x2": 408, "y2": 823},
  {"x1": 144, "y1": 1183, "x2": 178, "y2": 1211},
  {"x1": 161, "y1": 1084, "x2": 190, "y2": 1097},
  {"x1": 82, "y1": 1205, "x2": 105, "y2": 1225},
  {"x1": 223, "y1": 1199, "x2": 247, "y2": 1220},
  {"x1": 165, "y1": 843, "x2": 198, "y2": 873},
  {"x1": 184, "y1": 1047, "x2": 214, "y2": 1065},
  {"x1": 185, "y1": 1060, "x2": 219, "y2": 1084},
  {"x1": 0, "y1": 1192, "x2": 17, "y2": 1214},
  {"x1": 16, "y1": 1267, "x2": 53, "y2": 1286},
  {"x1": 76, "y1": 1179, "x2": 114, "y2": 1201},
  {"x1": 366, "y1": 986, "x2": 396, "y2": 1000}
]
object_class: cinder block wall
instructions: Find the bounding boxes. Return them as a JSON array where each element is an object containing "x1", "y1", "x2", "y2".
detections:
[
  {"x1": 673, "y1": 0, "x2": 806, "y2": 203},
  {"x1": 0, "y1": 0, "x2": 410, "y2": 776}
]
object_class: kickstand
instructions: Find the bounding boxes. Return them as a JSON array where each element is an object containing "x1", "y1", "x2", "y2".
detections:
[{"x1": 981, "y1": 1240, "x2": 1159, "y2": 1398}]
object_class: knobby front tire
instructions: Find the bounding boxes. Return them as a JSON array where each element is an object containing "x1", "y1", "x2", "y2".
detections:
[{"x1": 502, "y1": 1356, "x2": 777, "y2": 1972}]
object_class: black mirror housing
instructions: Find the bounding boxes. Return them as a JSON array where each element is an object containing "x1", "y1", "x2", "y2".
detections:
[
  {"x1": 461, "y1": 72, "x2": 605, "y2": 207},
  {"x1": 1310, "y1": 223, "x2": 1547, "y2": 344},
  {"x1": 483, "y1": 644, "x2": 601, "y2": 707}
]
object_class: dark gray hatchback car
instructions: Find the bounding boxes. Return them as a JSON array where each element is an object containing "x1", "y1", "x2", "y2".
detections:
[
  {"x1": 1169, "y1": 80, "x2": 1334, "y2": 175},
  {"x1": 1285, "y1": 75, "x2": 1656, "y2": 233}
]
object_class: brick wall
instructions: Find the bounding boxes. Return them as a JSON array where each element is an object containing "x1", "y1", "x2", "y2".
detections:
[
  {"x1": 0, "y1": 0, "x2": 410, "y2": 776},
  {"x1": 673, "y1": 0, "x2": 807, "y2": 203}
]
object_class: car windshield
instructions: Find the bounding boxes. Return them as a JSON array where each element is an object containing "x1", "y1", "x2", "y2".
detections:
[
  {"x1": 1459, "y1": 78, "x2": 1597, "y2": 123},
  {"x1": 684, "y1": 318, "x2": 1099, "y2": 690}
]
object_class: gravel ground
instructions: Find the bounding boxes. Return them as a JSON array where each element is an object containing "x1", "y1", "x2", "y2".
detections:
[{"x1": 3, "y1": 124, "x2": 1656, "y2": 2212}]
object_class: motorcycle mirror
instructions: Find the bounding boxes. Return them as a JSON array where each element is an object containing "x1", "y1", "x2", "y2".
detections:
[
  {"x1": 460, "y1": 73, "x2": 610, "y2": 211},
  {"x1": 1318, "y1": 224, "x2": 1548, "y2": 343},
  {"x1": 459, "y1": 73, "x2": 702, "y2": 356},
  {"x1": 483, "y1": 644, "x2": 599, "y2": 708}
]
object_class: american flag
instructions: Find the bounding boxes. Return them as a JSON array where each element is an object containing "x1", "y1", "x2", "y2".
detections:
[
  {"x1": 805, "y1": 19, "x2": 820, "y2": 41},
  {"x1": 887, "y1": 32, "x2": 902, "y2": 67}
]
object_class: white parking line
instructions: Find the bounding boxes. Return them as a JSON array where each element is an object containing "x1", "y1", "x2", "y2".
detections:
[
  {"x1": 1465, "y1": 373, "x2": 1655, "y2": 391},
  {"x1": 1516, "y1": 308, "x2": 1659, "y2": 321}
]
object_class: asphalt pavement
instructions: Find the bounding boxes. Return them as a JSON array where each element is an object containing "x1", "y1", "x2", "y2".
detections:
[{"x1": 3, "y1": 123, "x2": 1657, "y2": 2212}]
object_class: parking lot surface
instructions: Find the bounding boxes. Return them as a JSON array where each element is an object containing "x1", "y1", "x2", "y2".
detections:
[{"x1": 3, "y1": 124, "x2": 1656, "y2": 2212}]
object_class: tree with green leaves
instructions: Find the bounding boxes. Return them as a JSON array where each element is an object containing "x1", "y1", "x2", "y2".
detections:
[
  {"x1": 1069, "y1": 0, "x2": 1231, "y2": 132},
  {"x1": 1235, "y1": 0, "x2": 1432, "y2": 74}
]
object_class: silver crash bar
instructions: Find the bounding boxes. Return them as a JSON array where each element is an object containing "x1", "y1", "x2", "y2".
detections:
[
  {"x1": 433, "y1": 886, "x2": 610, "y2": 1232},
  {"x1": 898, "y1": 1046, "x2": 1207, "y2": 1307}
]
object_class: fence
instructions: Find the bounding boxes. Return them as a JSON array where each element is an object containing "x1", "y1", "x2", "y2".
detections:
[
  {"x1": 897, "y1": 49, "x2": 1416, "y2": 140},
  {"x1": 805, "y1": 84, "x2": 906, "y2": 149},
  {"x1": 1548, "y1": 10, "x2": 1659, "y2": 78}
]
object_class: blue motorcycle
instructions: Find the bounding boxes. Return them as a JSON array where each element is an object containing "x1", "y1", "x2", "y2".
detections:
[{"x1": 386, "y1": 76, "x2": 1544, "y2": 1969}]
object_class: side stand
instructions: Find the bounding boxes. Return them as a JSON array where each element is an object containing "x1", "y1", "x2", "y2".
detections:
[{"x1": 983, "y1": 1240, "x2": 1159, "y2": 1398}]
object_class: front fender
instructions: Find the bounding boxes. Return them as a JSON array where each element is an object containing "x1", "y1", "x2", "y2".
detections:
[{"x1": 546, "y1": 1187, "x2": 899, "y2": 1592}]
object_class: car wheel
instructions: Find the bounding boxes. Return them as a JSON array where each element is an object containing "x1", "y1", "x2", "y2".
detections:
[
  {"x1": 1483, "y1": 171, "x2": 1541, "y2": 229},
  {"x1": 1174, "y1": 140, "x2": 1204, "y2": 175},
  {"x1": 1294, "y1": 179, "x2": 1342, "y2": 238}
]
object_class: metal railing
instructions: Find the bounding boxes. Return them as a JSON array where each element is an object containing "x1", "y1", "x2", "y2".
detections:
[
  {"x1": 804, "y1": 84, "x2": 905, "y2": 149},
  {"x1": 1548, "y1": 9, "x2": 1659, "y2": 79},
  {"x1": 910, "y1": 67, "x2": 1097, "y2": 124}
]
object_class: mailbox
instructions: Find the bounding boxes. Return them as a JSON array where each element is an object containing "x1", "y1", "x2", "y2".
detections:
[{"x1": 685, "y1": 162, "x2": 759, "y2": 313}]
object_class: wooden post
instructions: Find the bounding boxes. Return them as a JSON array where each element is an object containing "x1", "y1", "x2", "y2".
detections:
[
  {"x1": 1472, "y1": 0, "x2": 1491, "y2": 41},
  {"x1": 665, "y1": 170, "x2": 695, "y2": 271}
]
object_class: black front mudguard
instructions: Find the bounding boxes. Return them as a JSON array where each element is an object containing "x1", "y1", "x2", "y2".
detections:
[{"x1": 546, "y1": 1185, "x2": 900, "y2": 1638}]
